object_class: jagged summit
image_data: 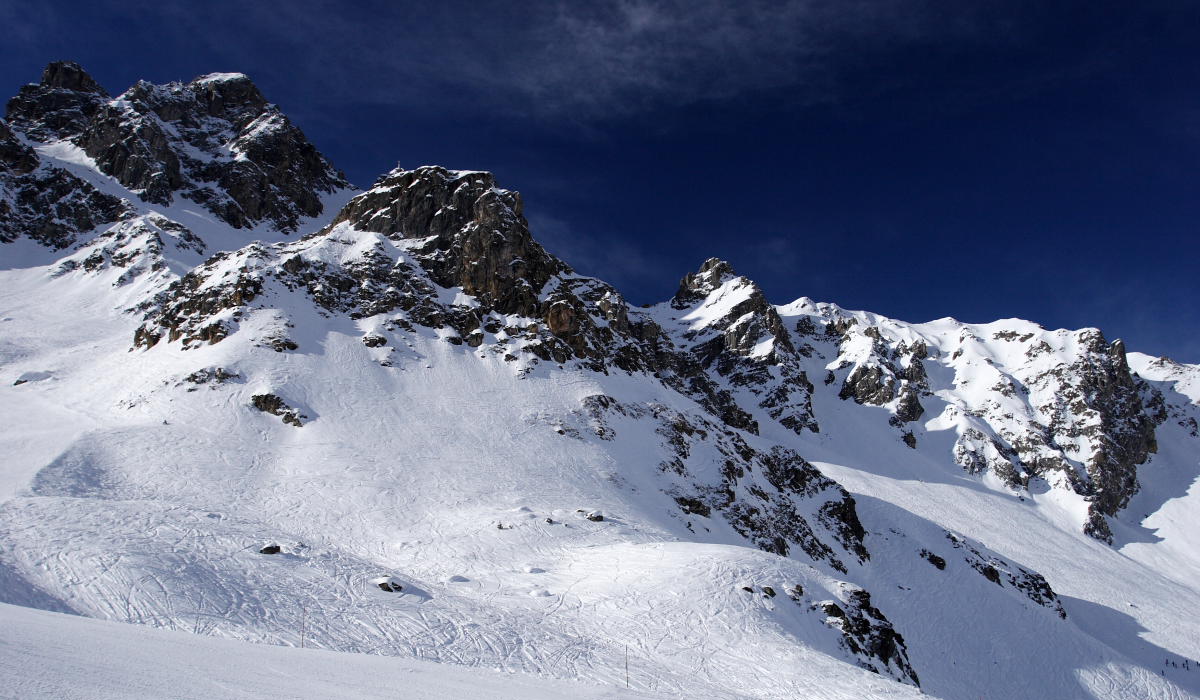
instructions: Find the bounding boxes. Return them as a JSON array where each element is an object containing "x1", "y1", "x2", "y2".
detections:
[
  {"x1": 37, "y1": 61, "x2": 107, "y2": 95},
  {"x1": 6, "y1": 62, "x2": 111, "y2": 141},
  {"x1": 671, "y1": 256, "x2": 739, "y2": 307},
  {"x1": 328, "y1": 165, "x2": 560, "y2": 317},
  {"x1": 2, "y1": 61, "x2": 352, "y2": 245}
]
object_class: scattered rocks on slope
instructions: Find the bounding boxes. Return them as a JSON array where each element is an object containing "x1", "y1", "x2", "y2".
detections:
[
  {"x1": 183, "y1": 367, "x2": 241, "y2": 390},
  {"x1": 919, "y1": 549, "x2": 946, "y2": 570},
  {"x1": 582, "y1": 394, "x2": 868, "y2": 573},
  {"x1": 373, "y1": 577, "x2": 404, "y2": 593},
  {"x1": 943, "y1": 531, "x2": 1066, "y2": 618}
]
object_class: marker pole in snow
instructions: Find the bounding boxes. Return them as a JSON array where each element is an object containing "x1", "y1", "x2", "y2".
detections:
[{"x1": 625, "y1": 644, "x2": 629, "y2": 689}]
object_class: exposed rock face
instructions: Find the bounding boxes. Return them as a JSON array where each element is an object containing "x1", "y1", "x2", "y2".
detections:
[
  {"x1": 5, "y1": 62, "x2": 109, "y2": 141},
  {"x1": 894, "y1": 387, "x2": 925, "y2": 423},
  {"x1": 0, "y1": 117, "x2": 131, "y2": 248},
  {"x1": 820, "y1": 588, "x2": 920, "y2": 685},
  {"x1": 1035, "y1": 334, "x2": 1161, "y2": 541},
  {"x1": 330, "y1": 166, "x2": 559, "y2": 316},
  {"x1": 833, "y1": 326, "x2": 929, "y2": 418},
  {"x1": 0, "y1": 168, "x2": 131, "y2": 249},
  {"x1": 250, "y1": 393, "x2": 306, "y2": 427},
  {"x1": 76, "y1": 72, "x2": 348, "y2": 230},
  {"x1": 840, "y1": 364, "x2": 896, "y2": 405},
  {"x1": 40, "y1": 61, "x2": 106, "y2": 93},
  {"x1": 939, "y1": 328, "x2": 1163, "y2": 542},
  {"x1": 942, "y1": 531, "x2": 1066, "y2": 618},
  {"x1": 0, "y1": 119, "x2": 38, "y2": 174},
  {"x1": 4, "y1": 62, "x2": 350, "y2": 237},
  {"x1": 756, "y1": 296, "x2": 1173, "y2": 542}
]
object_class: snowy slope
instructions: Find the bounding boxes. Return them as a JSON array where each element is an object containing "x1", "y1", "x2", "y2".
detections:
[
  {"x1": 0, "y1": 602, "x2": 656, "y2": 700},
  {"x1": 2, "y1": 62, "x2": 1199, "y2": 700}
]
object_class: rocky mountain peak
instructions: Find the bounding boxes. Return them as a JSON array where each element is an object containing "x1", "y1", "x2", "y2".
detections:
[
  {"x1": 330, "y1": 165, "x2": 561, "y2": 317},
  {"x1": 38, "y1": 61, "x2": 107, "y2": 94},
  {"x1": 6, "y1": 62, "x2": 110, "y2": 141},
  {"x1": 185, "y1": 72, "x2": 268, "y2": 126},
  {"x1": 671, "y1": 256, "x2": 738, "y2": 308},
  {"x1": 3, "y1": 62, "x2": 351, "y2": 237}
]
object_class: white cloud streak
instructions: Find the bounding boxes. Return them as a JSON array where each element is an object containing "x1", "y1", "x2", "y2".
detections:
[{"x1": 118, "y1": 0, "x2": 1009, "y2": 120}]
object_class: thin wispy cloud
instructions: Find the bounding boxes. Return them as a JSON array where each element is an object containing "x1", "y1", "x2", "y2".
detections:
[{"x1": 95, "y1": 0, "x2": 1012, "y2": 121}]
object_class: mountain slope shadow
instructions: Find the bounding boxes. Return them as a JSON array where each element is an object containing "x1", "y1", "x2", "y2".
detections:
[{"x1": 1059, "y1": 594, "x2": 1200, "y2": 695}]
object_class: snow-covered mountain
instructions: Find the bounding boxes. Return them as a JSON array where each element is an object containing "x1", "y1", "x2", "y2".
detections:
[{"x1": 2, "y1": 62, "x2": 1198, "y2": 699}]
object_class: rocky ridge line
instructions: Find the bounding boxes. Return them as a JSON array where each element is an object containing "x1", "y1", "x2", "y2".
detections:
[{"x1": 4, "y1": 61, "x2": 350, "y2": 242}]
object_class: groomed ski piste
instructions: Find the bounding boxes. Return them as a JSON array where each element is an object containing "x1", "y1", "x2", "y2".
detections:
[{"x1": 2, "y1": 78, "x2": 1200, "y2": 700}]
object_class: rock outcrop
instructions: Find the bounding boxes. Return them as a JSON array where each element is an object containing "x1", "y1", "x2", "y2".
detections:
[
  {"x1": 0, "y1": 116, "x2": 131, "y2": 248},
  {"x1": 4, "y1": 62, "x2": 351, "y2": 239},
  {"x1": 664, "y1": 258, "x2": 818, "y2": 435},
  {"x1": 5, "y1": 61, "x2": 109, "y2": 141}
]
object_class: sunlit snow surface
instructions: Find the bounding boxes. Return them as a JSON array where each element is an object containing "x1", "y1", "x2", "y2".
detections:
[
  {"x1": 0, "y1": 143, "x2": 1198, "y2": 699},
  {"x1": 0, "y1": 602, "x2": 656, "y2": 700}
]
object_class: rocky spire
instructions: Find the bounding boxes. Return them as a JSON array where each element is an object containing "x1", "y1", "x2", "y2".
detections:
[
  {"x1": 5, "y1": 62, "x2": 110, "y2": 141},
  {"x1": 330, "y1": 166, "x2": 561, "y2": 317},
  {"x1": 671, "y1": 257, "x2": 738, "y2": 308},
  {"x1": 665, "y1": 257, "x2": 813, "y2": 433},
  {"x1": 39, "y1": 61, "x2": 108, "y2": 94}
]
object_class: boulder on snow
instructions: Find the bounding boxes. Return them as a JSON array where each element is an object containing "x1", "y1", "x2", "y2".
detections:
[
  {"x1": 919, "y1": 549, "x2": 946, "y2": 570},
  {"x1": 250, "y1": 393, "x2": 307, "y2": 427},
  {"x1": 372, "y1": 576, "x2": 403, "y2": 592},
  {"x1": 259, "y1": 545, "x2": 281, "y2": 554}
]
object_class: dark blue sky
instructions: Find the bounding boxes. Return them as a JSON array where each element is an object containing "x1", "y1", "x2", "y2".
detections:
[{"x1": 3, "y1": 1, "x2": 1197, "y2": 361}]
